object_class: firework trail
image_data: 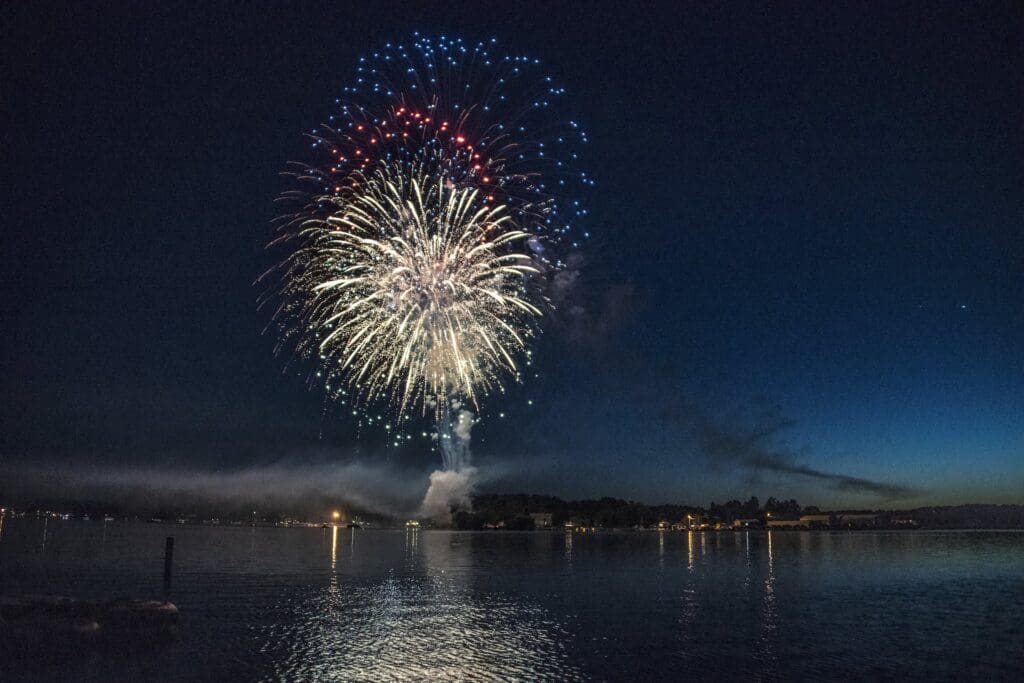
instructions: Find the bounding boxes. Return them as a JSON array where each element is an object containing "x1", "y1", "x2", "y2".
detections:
[{"x1": 262, "y1": 35, "x2": 590, "y2": 485}]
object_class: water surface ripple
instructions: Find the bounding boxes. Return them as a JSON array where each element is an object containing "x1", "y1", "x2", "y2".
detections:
[{"x1": 1, "y1": 521, "x2": 1022, "y2": 681}]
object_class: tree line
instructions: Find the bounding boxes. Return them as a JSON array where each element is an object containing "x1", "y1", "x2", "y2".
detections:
[
  {"x1": 456, "y1": 494, "x2": 1024, "y2": 530},
  {"x1": 456, "y1": 494, "x2": 815, "y2": 530}
]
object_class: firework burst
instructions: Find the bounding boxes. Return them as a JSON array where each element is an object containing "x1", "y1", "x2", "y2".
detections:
[
  {"x1": 263, "y1": 34, "x2": 590, "y2": 438},
  {"x1": 280, "y1": 164, "x2": 541, "y2": 416}
]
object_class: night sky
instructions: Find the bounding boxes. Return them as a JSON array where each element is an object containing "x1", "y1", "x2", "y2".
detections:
[{"x1": 3, "y1": 2, "x2": 1022, "y2": 508}]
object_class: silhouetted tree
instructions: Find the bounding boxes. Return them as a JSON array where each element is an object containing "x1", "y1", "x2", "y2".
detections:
[
  {"x1": 505, "y1": 515, "x2": 535, "y2": 531},
  {"x1": 741, "y1": 496, "x2": 760, "y2": 517},
  {"x1": 765, "y1": 497, "x2": 802, "y2": 516},
  {"x1": 452, "y1": 511, "x2": 484, "y2": 530}
]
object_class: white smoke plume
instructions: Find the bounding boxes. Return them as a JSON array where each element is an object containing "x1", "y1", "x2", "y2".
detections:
[
  {"x1": 422, "y1": 403, "x2": 478, "y2": 522},
  {"x1": 453, "y1": 409, "x2": 475, "y2": 443},
  {"x1": 435, "y1": 401, "x2": 476, "y2": 472},
  {"x1": 420, "y1": 466, "x2": 478, "y2": 523}
]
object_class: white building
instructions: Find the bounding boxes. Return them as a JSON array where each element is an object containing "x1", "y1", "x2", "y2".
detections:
[{"x1": 530, "y1": 513, "x2": 553, "y2": 528}]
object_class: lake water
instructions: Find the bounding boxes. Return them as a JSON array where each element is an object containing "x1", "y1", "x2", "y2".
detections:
[{"x1": 1, "y1": 519, "x2": 1022, "y2": 681}]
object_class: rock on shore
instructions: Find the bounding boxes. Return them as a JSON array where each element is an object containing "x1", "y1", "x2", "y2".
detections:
[{"x1": 0, "y1": 595, "x2": 179, "y2": 639}]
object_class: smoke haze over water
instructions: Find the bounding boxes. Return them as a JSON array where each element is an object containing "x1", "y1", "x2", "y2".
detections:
[{"x1": 0, "y1": 460, "x2": 432, "y2": 520}]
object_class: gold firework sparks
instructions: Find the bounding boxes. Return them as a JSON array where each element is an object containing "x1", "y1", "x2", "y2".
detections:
[{"x1": 272, "y1": 163, "x2": 543, "y2": 419}]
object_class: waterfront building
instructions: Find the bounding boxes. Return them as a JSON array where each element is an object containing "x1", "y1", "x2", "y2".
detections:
[
  {"x1": 530, "y1": 513, "x2": 553, "y2": 528},
  {"x1": 732, "y1": 518, "x2": 762, "y2": 529},
  {"x1": 767, "y1": 519, "x2": 805, "y2": 529},
  {"x1": 799, "y1": 513, "x2": 834, "y2": 528}
]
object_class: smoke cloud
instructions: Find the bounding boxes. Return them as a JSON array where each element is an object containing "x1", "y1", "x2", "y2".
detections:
[
  {"x1": 546, "y1": 252, "x2": 638, "y2": 354},
  {"x1": 662, "y1": 397, "x2": 915, "y2": 500},
  {"x1": 420, "y1": 467, "x2": 478, "y2": 522},
  {"x1": 0, "y1": 458, "x2": 431, "y2": 519},
  {"x1": 453, "y1": 409, "x2": 475, "y2": 443},
  {"x1": 422, "y1": 404, "x2": 478, "y2": 522}
]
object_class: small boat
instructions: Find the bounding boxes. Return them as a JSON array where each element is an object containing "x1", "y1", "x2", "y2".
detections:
[{"x1": 346, "y1": 522, "x2": 362, "y2": 529}]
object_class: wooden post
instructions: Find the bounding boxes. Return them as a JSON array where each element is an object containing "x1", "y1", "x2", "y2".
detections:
[{"x1": 164, "y1": 536, "x2": 174, "y2": 582}]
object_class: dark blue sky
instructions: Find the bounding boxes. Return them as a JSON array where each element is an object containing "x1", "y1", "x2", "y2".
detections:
[{"x1": 2, "y1": 2, "x2": 1022, "y2": 508}]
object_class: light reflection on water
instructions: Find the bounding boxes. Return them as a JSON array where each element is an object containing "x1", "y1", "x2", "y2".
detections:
[
  {"x1": 760, "y1": 531, "x2": 778, "y2": 677},
  {"x1": 1, "y1": 521, "x2": 1023, "y2": 681},
  {"x1": 270, "y1": 528, "x2": 582, "y2": 682}
]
